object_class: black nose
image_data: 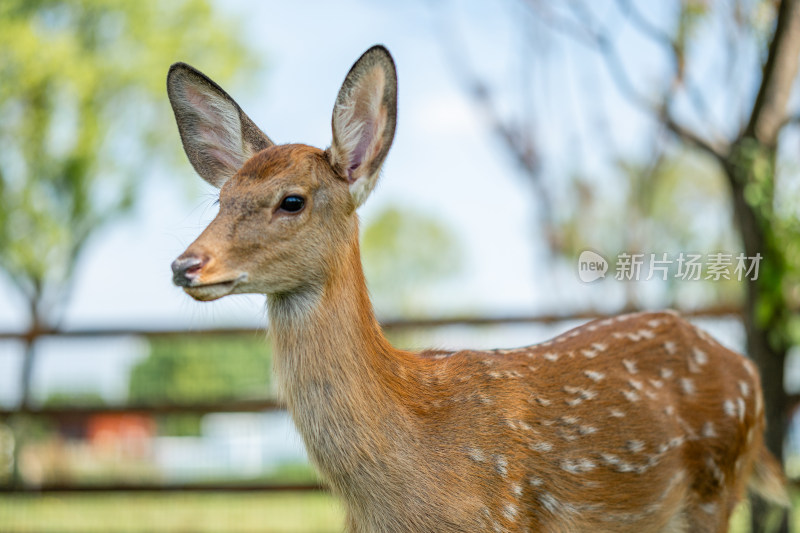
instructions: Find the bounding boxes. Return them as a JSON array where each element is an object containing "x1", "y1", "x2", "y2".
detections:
[{"x1": 171, "y1": 256, "x2": 204, "y2": 287}]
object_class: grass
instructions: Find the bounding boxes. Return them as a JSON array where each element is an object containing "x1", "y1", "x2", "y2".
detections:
[
  {"x1": 0, "y1": 492, "x2": 345, "y2": 533},
  {"x1": 0, "y1": 491, "x2": 794, "y2": 532}
]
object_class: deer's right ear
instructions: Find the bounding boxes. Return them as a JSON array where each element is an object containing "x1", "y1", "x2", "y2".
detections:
[
  {"x1": 167, "y1": 63, "x2": 273, "y2": 188},
  {"x1": 328, "y1": 46, "x2": 397, "y2": 209}
]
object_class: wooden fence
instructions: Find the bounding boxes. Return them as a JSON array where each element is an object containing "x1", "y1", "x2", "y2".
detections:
[{"x1": 0, "y1": 306, "x2": 744, "y2": 493}]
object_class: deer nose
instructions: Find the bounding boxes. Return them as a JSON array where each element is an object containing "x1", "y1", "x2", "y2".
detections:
[{"x1": 171, "y1": 255, "x2": 206, "y2": 287}]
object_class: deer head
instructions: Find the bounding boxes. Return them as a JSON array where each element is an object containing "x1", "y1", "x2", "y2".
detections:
[{"x1": 167, "y1": 46, "x2": 397, "y2": 302}]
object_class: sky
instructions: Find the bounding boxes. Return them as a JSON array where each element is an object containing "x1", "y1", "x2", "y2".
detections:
[{"x1": 0, "y1": 0, "x2": 775, "y2": 405}]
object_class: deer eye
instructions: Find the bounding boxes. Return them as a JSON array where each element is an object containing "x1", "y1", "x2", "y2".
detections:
[{"x1": 279, "y1": 195, "x2": 305, "y2": 213}]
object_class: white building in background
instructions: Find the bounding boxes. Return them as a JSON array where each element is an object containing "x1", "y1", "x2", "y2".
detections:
[{"x1": 153, "y1": 411, "x2": 307, "y2": 481}]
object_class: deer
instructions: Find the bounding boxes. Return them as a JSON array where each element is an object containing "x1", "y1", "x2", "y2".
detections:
[{"x1": 166, "y1": 46, "x2": 789, "y2": 533}]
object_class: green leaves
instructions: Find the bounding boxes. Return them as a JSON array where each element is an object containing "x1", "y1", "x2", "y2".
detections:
[
  {"x1": 361, "y1": 206, "x2": 461, "y2": 315},
  {"x1": 0, "y1": 0, "x2": 257, "y2": 325},
  {"x1": 130, "y1": 336, "x2": 273, "y2": 404}
]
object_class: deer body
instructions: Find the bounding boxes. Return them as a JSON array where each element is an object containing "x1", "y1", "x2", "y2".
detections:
[{"x1": 167, "y1": 47, "x2": 787, "y2": 532}]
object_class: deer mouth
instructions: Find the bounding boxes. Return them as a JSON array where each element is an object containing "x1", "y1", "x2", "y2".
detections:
[{"x1": 183, "y1": 274, "x2": 247, "y2": 301}]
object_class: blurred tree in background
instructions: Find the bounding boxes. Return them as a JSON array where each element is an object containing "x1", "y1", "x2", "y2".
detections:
[
  {"x1": 130, "y1": 336, "x2": 273, "y2": 404},
  {"x1": 129, "y1": 336, "x2": 273, "y2": 435},
  {"x1": 362, "y1": 205, "x2": 462, "y2": 316},
  {"x1": 0, "y1": 0, "x2": 257, "y2": 406},
  {"x1": 440, "y1": 1, "x2": 800, "y2": 529}
]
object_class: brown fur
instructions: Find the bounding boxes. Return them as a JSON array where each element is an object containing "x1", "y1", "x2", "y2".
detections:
[{"x1": 168, "y1": 46, "x2": 787, "y2": 533}]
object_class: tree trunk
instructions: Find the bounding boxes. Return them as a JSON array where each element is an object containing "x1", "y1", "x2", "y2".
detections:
[{"x1": 726, "y1": 150, "x2": 790, "y2": 533}]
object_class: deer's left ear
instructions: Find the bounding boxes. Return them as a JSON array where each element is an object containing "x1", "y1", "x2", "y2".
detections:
[{"x1": 328, "y1": 46, "x2": 397, "y2": 209}]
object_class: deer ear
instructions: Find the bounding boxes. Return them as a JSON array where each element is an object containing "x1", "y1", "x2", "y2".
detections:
[
  {"x1": 167, "y1": 63, "x2": 274, "y2": 188},
  {"x1": 328, "y1": 46, "x2": 397, "y2": 208}
]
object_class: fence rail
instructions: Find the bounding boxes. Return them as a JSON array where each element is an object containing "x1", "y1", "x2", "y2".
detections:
[{"x1": 0, "y1": 304, "x2": 742, "y2": 341}]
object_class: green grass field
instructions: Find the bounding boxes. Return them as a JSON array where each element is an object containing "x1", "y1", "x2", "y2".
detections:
[
  {"x1": 0, "y1": 491, "x2": 793, "y2": 532},
  {"x1": 0, "y1": 492, "x2": 345, "y2": 533}
]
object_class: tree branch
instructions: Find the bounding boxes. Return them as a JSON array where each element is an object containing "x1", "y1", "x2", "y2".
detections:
[
  {"x1": 432, "y1": 11, "x2": 556, "y2": 246},
  {"x1": 661, "y1": 112, "x2": 728, "y2": 164},
  {"x1": 745, "y1": 0, "x2": 800, "y2": 147},
  {"x1": 525, "y1": 0, "x2": 729, "y2": 162}
]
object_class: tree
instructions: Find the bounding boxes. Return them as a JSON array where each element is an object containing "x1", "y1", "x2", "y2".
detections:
[
  {"x1": 0, "y1": 0, "x2": 257, "y2": 407},
  {"x1": 129, "y1": 335, "x2": 273, "y2": 435},
  {"x1": 129, "y1": 336, "x2": 273, "y2": 405},
  {"x1": 437, "y1": 2, "x2": 799, "y2": 529},
  {"x1": 362, "y1": 205, "x2": 462, "y2": 316}
]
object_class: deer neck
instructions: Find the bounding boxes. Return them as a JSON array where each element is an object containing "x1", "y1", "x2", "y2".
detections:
[{"x1": 267, "y1": 236, "x2": 408, "y2": 464}]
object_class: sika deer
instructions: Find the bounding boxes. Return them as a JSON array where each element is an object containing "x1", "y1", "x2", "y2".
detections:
[{"x1": 167, "y1": 46, "x2": 788, "y2": 533}]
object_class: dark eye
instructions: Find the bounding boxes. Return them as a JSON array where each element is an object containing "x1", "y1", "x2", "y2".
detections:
[{"x1": 279, "y1": 195, "x2": 305, "y2": 213}]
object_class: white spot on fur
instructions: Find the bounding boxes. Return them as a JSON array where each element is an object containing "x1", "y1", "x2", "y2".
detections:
[
  {"x1": 660, "y1": 368, "x2": 674, "y2": 379},
  {"x1": 702, "y1": 422, "x2": 717, "y2": 438},
  {"x1": 609, "y1": 408, "x2": 626, "y2": 418},
  {"x1": 562, "y1": 458, "x2": 596, "y2": 473},
  {"x1": 543, "y1": 352, "x2": 559, "y2": 362},
  {"x1": 623, "y1": 359, "x2": 638, "y2": 374},
  {"x1": 693, "y1": 347, "x2": 708, "y2": 365},
  {"x1": 540, "y1": 493, "x2": 560, "y2": 513},
  {"x1": 700, "y1": 502, "x2": 717, "y2": 515},
  {"x1": 538, "y1": 493, "x2": 579, "y2": 516},
  {"x1": 529, "y1": 476, "x2": 543, "y2": 486},
  {"x1": 511, "y1": 483, "x2": 523, "y2": 497},
  {"x1": 680, "y1": 378, "x2": 695, "y2": 395},
  {"x1": 663, "y1": 341, "x2": 677, "y2": 354},
  {"x1": 628, "y1": 379, "x2": 643, "y2": 391},
  {"x1": 623, "y1": 390, "x2": 640, "y2": 402},
  {"x1": 737, "y1": 398, "x2": 746, "y2": 422},
  {"x1": 669, "y1": 436, "x2": 685, "y2": 448},
  {"x1": 614, "y1": 461, "x2": 636, "y2": 473},
  {"x1": 739, "y1": 381, "x2": 750, "y2": 397},
  {"x1": 584, "y1": 370, "x2": 605, "y2": 382},
  {"x1": 467, "y1": 447, "x2": 486, "y2": 462},
  {"x1": 495, "y1": 455, "x2": 508, "y2": 477},
  {"x1": 564, "y1": 386, "x2": 597, "y2": 401},
  {"x1": 706, "y1": 455, "x2": 725, "y2": 484},
  {"x1": 723, "y1": 399, "x2": 736, "y2": 417},
  {"x1": 533, "y1": 396, "x2": 551, "y2": 407},
  {"x1": 627, "y1": 440, "x2": 645, "y2": 453},
  {"x1": 649, "y1": 379, "x2": 664, "y2": 389},
  {"x1": 560, "y1": 416, "x2": 579, "y2": 426},
  {"x1": 530, "y1": 441, "x2": 553, "y2": 453},
  {"x1": 600, "y1": 452, "x2": 620, "y2": 465},
  {"x1": 503, "y1": 503, "x2": 517, "y2": 521}
]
